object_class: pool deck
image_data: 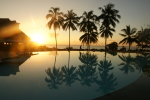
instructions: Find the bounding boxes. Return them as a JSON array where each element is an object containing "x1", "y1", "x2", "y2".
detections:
[{"x1": 93, "y1": 73, "x2": 150, "y2": 100}]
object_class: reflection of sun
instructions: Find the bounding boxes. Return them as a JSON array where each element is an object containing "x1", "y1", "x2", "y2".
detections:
[{"x1": 30, "y1": 30, "x2": 48, "y2": 44}]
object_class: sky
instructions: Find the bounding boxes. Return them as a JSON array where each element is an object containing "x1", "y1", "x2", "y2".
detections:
[{"x1": 0, "y1": 0, "x2": 150, "y2": 46}]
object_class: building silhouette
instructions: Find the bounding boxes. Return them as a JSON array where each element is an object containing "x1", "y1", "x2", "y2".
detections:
[{"x1": 0, "y1": 18, "x2": 30, "y2": 44}]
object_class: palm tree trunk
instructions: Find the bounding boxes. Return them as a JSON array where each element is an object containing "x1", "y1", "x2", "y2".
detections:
[
  {"x1": 55, "y1": 29, "x2": 57, "y2": 50},
  {"x1": 68, "y1": 51, "x2": 70, "y2": 67},
  {"x1": 88, "y1": 34, "x2": 90, "y2": 50},
  {"x1": 129, "y1": 43, "x2": 130, "y2": 51},
  {"x1": 141, "y1": 42, "x2": 143, "y2": 50},
  {"x1": 105, "y1": 38, "x2": 107, "y2": 51},
  {"x1": 69, "y1": 27, "x2": 70, "y2": 51},
  {"x1": 54, "y1": 50, "x2": 57, "y2": 67}
]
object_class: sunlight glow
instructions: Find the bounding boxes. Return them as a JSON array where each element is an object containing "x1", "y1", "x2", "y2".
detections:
[{"x1": 30, "y1": 30, "x2": 49, "y2": 44}]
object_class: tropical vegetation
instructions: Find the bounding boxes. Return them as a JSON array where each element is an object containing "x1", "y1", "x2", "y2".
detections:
[
  {"x1": 62, "y1": 10, "x2": 79, "y2": 50},
  {"x1": 46, "y1": 3, "x2": 150, "y2": 51},
  {"x1": 98, "y1": 3, "x2": 121, "y2": 50},
  {"x1": 46, "y1": 7, "x2": 64, "y2": 49},
  {"x1": 119, "y1": 25, "x2": 137, "y2": 51},
  {"x1": 78, "y1": 11, "x2": 98, "y2": 50}
]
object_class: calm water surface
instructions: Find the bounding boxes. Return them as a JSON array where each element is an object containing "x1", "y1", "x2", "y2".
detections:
[{"x1": 0, "y1": 51, "x2": 149, "y2": 100}]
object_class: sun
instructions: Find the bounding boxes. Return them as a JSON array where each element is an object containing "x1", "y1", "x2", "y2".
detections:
[{"x1": 30, "y1": 30, "x2": 48, "y2": 44}]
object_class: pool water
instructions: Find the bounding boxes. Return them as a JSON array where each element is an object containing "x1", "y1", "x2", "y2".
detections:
[{"x1": 0, "y1": 51, "x2": 149, "y2": 100}]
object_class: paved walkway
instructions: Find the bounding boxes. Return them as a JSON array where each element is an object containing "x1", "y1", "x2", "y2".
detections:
[{"x1": 93, "y1": 73, "x2": 150, "y2": 100}]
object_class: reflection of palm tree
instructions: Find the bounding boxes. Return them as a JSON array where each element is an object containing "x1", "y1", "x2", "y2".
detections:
[
  {"x1": 143, "y1": 65, "x2": 150, "y2": 77},
  {"x1": 98, "y1": 59, "x2": 114, "y2": 73},
  {"x1": 118, "y1": 54, "x2": 135, "y2": 74},
  {"x1": 78, "y1": 65, "x2": 97, "y2": 87},
  {"x1": 96, "y1": 59, "x2": 117, "y2": 94},
  {"x1": 119, "y1": 25, "x2": 137, "y2": 51},
  {"x1": 46, "y1": 7, "x2": 64, "y2": 49},
  {"x1": 134, "y1": 54, "x2": 150, "y2": 73},
  {"x1": 78, "y1": 52, "x2": 98, "y2": 86},
  {"x1": 45, "y1": 51, "x2": 63, "y2": 89},
  {"x1": 45, "y1": 67, "x2": 63, "y2": 89},
  {"x1": 62, "y1": 10, "x2": 79, "y2": 50},
  {"x1": 79, "y1": 51, "x2": 98, "y2": 66},
  {"x1": 61, "y1": 51, "x2": 78, "y2": 86},
  {"x1": 96, "y1": 73, "x2": 117, "y2": 94},
  {"x1": 61, "y1": 65, "x2": 78, "y2": 86}
]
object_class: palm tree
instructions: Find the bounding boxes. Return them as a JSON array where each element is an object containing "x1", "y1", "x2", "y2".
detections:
[
  {"x1": 46, "y1": 7, "x2": 64, "y2": 50},
  {"x1": 136, "y1": 27, "x2": 150, "y2": 50},
  {"x1": 98, "y1": 3, "x2": 121, "y2": 50},
  {"x1": 62, "y1": 10, "x2": 79, "y2": 50},
  {"x1": 100, "y1": 26, "x2": 115, "y2": 50},
  {"x1": 119, "y1": 25, "x2": 137, "y2": 51},
  {"x1": 79, "y1": 31, "x2": 99, "y2": 50},
  {"x1": 79, "y1": 11, "x2": 98, "y2": 50}
]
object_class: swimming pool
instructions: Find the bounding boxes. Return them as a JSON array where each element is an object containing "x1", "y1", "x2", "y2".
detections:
[{"x1": 0, "y1": 51, "x2": 149, "y2": 100}]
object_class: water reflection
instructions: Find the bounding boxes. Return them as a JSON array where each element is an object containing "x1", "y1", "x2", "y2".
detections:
[
  {"x1": 143, "y1": 65, "x2": 150, "y2": 77},
  {"x1": 96, "y1": 56, "x2": 117, "y2": 94},
  {"x1": 0, "y1": 54, "x2": 31, "y2": 76},
  {"x1": 45, "y1": 67, "x2": 63, "y2": 89},
  {"x1": 78, "y1": 51, "x2": 98, "y2": 87},
  {"x1": 45, "y1": 52, "x2": 150, "y2": 93},
  {"x1": 134, "y1": 53, "x2": 150, "y2": 73},
  {"x1": 118, "y1": 53, "x2": 150, "y2": 75},
  {"x1": 45, "y1": 51, "x2": 63, "y2": 89},
  {"x1": 118, "y1": 54, "x2": 135, "y2": 74},
  {"x1": 45, "y1": 51, "x2": 150, "y2": 99},
  {"x1": 1, "y1": 51, "x2": 150, "y2": 100},
  {"x1": 61, "y1": 51, "x2": 78, "y2": 87}
]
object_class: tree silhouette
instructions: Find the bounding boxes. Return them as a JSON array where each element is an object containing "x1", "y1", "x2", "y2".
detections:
[
  {"x1": 46, "y1": 7, "x2": 64, "y2": 49},
  {"x1": 45, "y1": 67, "x2": 63, "y2": 89},
  {"x1": 134, "y1": 53, "x2": 150, "y2": 73},
  {"x1": 96, "y1": 73, "x2": 117, "y2": 94},
  {"x1": 106, "y1": 42, "x2": 118, "y2": 51},
  {"x1": 143, "y1": 65, "x2": 150, "y2": 77},
  {"x1": 119, "y1": 25, "x2": 137, "y2": 51},
  {"x1": 98, "y1": 59, "x2": 114, "y2": 73},
  {"x1": 118, "y1": 54, "x2": 136, "y2": 74},
  {"x1": 61, "y1": 65, "x2": 78, "y2": 86},
  {"x1": 62, "y1": 10, "x2": 79, "y2": 50},
  {"x1": 98, "y1": 3, "x2": 121, "y2": 50},
  {"x1": 79, "y1": 51, "x2": 98, "y2": 66},
  {"x1": 78, "y1": 51, "x2": 98, "y2": 86},
  {"x1": 136, "y1": 27, "x2": 150, "y2": 50},
  {"x1": 45, "y1": 51, "x2": 63, "y2": 89},
  {"x1": 79, "y1": 11, "x2": 98, "y2": 50},
  {"x1": 61, "y1": 51, "x2": 78, "y2": 86},
  {"x1": 96, "y1": 59, "x2": 117, "y2": 94}
]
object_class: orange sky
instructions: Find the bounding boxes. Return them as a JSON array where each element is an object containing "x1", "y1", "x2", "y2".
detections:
[{"x1": 1, "y1": 0, "x2": 150, "y2": 46}]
